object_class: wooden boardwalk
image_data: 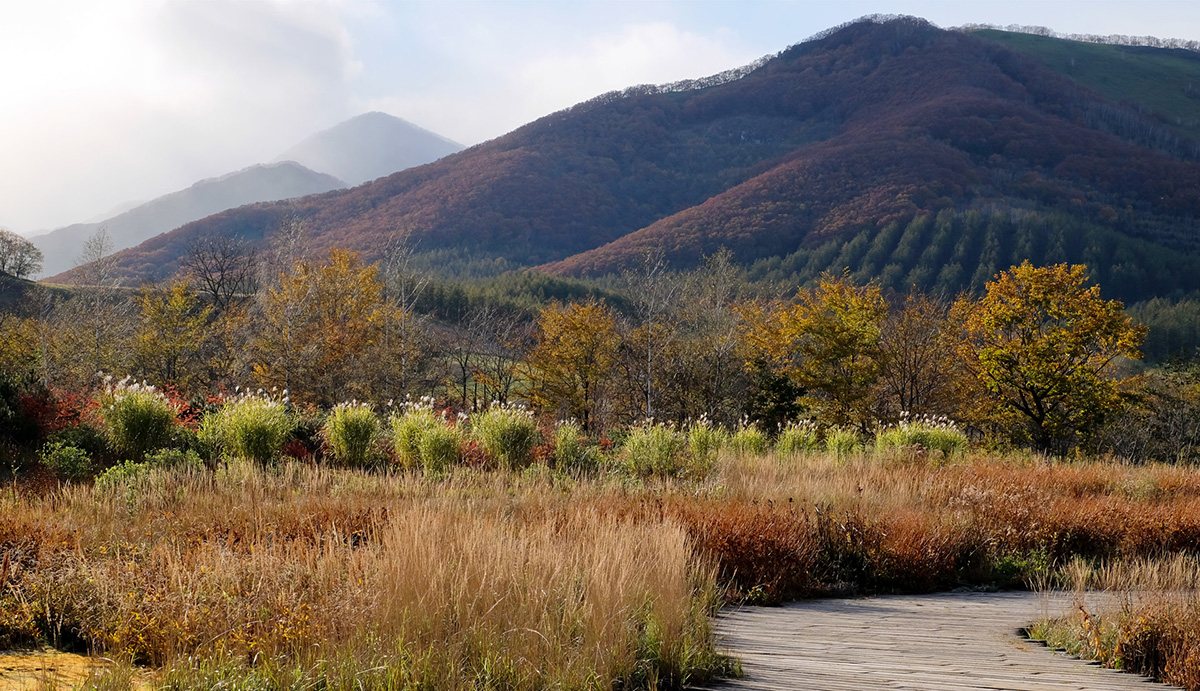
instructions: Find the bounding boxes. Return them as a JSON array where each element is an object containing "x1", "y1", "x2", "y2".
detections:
[{"x1": 703, "y1": 591, "x2": 1178, "y2": 690}]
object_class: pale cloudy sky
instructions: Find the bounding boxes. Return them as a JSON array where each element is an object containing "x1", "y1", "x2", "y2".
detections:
[{"x1": 2, "y1": 0, "x2": 1198, "y2": 234}]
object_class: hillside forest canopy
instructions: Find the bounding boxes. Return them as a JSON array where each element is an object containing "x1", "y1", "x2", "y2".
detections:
[{"x1": 1, "y1": 220, "x2": 1192, "y2": 467}]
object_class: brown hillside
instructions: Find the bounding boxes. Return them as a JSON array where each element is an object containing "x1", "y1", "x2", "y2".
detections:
[{"x1": 53, "y1": 16, "x2": 1200, "y2": 301}]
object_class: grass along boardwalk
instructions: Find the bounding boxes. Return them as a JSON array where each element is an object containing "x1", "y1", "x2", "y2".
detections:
[{"x1": 704, "y1": 591, "x2": 1176, "y2": 691}]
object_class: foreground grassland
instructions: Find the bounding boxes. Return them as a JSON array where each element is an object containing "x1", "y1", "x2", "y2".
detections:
[{"x1": 4, "y1": 452, "x2": 1200, "y2": 690}]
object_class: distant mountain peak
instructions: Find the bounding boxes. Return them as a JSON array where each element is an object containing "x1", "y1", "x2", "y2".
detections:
[
  {"x1": 32, "y1": 161, "x2": 344, "y2": 278},
  {"x1": 274, "y1": 112, "x2": 464, "y2": 186}
]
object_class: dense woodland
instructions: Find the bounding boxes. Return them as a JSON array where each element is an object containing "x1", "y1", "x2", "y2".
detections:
[{"x1": 4, "y1": 220, "x2": 1198, "y2": 471}]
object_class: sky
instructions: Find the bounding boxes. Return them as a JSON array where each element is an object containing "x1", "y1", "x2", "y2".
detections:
[{"x1": 3, "y1": 0, "x2": 1199, "y2": 234}]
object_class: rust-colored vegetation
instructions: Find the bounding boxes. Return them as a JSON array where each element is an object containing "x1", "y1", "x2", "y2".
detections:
[{"x1": 4, "y1": 451, "x2": 1200, "y2": 688}]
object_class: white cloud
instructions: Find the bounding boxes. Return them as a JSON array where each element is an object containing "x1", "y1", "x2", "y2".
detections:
[
  {"x1": 519, "y1": 22, "x2": 748, "y2": 106},
  {"x1": 0, "y1": 0, "x2": 365, "y2": 231},
  {"x1": 365, "y1": 21, "x2": 756, "y2": 146}
]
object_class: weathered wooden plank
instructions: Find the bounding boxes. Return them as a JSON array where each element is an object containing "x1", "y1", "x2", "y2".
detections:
[{"x1": 698, "y1": 592, "x2": 1180, "y2": 691}]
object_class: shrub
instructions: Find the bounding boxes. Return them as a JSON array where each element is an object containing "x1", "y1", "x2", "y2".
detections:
[
  {"x1": 46, "y1": 423, "x2": 109, "y2": 463},
  {"x1": 195, "y1": 414, "x2": 224, "y2": 464},
  {"x1": 389, "y1": 401, "x2": 443, "y2": 470},
  {"x1": 209, "y1": 394, "x2": 293, "y2": 465},
  {"x1": 324, "y1": 403, "x2": 381, "y2": 467},
  {"x1": 287, "y1": 409, "x2": 325, "y2": 460},
  {"x1": 554, "y1": 420, "x2": 601, "y2": 474},
  {"x1": 98, "y1": 379, "x2": 178, "y2": 460},
  {"x1": 776, "y1": 421, "x2": 821, "y2": 457},
  {"x1": 418, "y1": 424, "x2": 462, "y2": 473},
  {"x1": 687, "y1": 417, "x2": 727, "y2": 472},
  {"x1": 825, "y1": 427, "x2": 862, "y2": 457},
  {"x1": 144, "y1": 447, "x2": 204, "y2": 471},
  {"x1": 40, "y1": 440, "x2": 92, "y2": 480},
  {"x1": 624, "y1": 421, "x2": 687, "y2": 477},
  {"x1": 875, "y1": 414, "x2": 969, "y2": 457},
  {"x1": 93, "y1": 459, "x2": 152, "y2": 495},
  {"x1": 729, "y1": 423, "x2": 769, "y2": 456},
  {"x1": 471, "y1": 404, "x2": 540, "y2": 470}
]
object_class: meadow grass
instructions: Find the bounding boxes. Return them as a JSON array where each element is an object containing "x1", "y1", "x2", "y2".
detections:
[
  {"x1": 0, "y1": 463, "x2": 730, "y2": 689},
  {"x1": 4, "y1": 451, "x2": 1200, "y2": 688}
]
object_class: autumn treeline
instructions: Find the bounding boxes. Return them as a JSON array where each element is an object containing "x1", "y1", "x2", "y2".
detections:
[{"x1": 2, "y1": 225, "x2": 1197, "y2": 461}]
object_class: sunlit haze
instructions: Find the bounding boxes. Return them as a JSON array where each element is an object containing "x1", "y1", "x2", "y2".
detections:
[{"x1": 2, "y1": 0, "x2": 1197, "y2": 234}]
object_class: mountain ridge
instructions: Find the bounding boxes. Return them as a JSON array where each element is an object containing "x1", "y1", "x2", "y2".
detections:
[
  {"x1": 51, "y1": 16, "x2": 1200, "y2": 301},
  {"x1": 34, "y1": 112, "x2": 463, "y2": 278},
  {"x1": 31, "y1": 161, "x2": 344, "y2": 277}
]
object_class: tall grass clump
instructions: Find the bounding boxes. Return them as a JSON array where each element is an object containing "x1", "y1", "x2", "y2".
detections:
[
  {"x1": 729, "y1": 422, "x2": 769, "y2": 457},
  {"x1": 417, "y1": 421, "x2": 462, "y2": 473},
  {"x1": 389, "y1": 399, "x2": 447, "y2": 470},
  {"x1": 554, "y1": 420, "x2": 601, "y2": 474},
  {"x1": 687, "y1": 416, "x2": 727, "y2": 474},
  {"x1": 624, "y1": 421, "x2": 687, "y2": 477},
  {"x1": 825, "y1": 426, "x2": 862, "y2": 458},
  {"x1": 876, "y1": 413, "x2": 969, "y2": 457},
  {"x1": 471, "y1": 403, "x2": 540, "y2": 470},
  {"x1": 97, "y1": 378, "x2": 178, "y2": 461},
  {"x1": 208, "y1": 393, "x2": 292, "y2": 465},
  {"x1": 775, "y1": 420, "x2": 820, "y2": 457},
  {"x1": 323, "y1": 402, "x2": 381, "y2": 467},
  {"x1": 1031, "y1": 555, "x2": 1200, "y2": 690}
]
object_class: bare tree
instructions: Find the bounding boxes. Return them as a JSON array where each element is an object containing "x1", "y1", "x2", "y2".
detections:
[
  {"x1": 621, "y1": 247, "x2": 680, "y2": 419},
  {"x1": 56, "y1": 228, "x2": 132, "y2": 385},
  {"x1": 378, "y1": 232, "x2": 431, "y2": 399},
  {"x1": 443, "y1": 303, "x2": 529, "y2": 410},
  {"x1": 474, "y1": 307, "x2": 529, "y2": 406},
  {"x1": 28, "y1": 286, "x2": 56, "y2": 388},
  {"x1": 181, "y1": 235, "x2": 258, "y2": 309},
  {"x1": 877, "y1": 291, "x2": 961, "y2": 419},
  {"x1": 260, "y1": 216, "x2": 309, "y2": 287}
]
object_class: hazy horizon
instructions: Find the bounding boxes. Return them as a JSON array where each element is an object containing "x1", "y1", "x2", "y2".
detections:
[{"x1": 3, "y1": 0, "x2": 1198, "y2": 235}]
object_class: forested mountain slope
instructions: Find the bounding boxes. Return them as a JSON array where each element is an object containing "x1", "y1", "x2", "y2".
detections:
[{"x1": 61, "y1": 16, "x2": 1200, "y2": 302}]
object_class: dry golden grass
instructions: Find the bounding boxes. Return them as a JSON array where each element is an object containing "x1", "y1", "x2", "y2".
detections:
[
  {"x1": 1032, "y1": 555, "x2": 1200, "y2": 690},
  {"x1": 0, "y1": 463, "x2": 728, "y2": 689},
  {"x1": 5, "y1": 451, "x2": 1200, "y2": 688}
]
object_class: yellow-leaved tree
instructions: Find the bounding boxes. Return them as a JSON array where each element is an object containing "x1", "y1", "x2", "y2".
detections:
[
  {"x1": 525, "y1": 300, "x2": 620, "y2": 432},
  {"x1": 253, "y1": 248, "x2": 401, "y2": 405},
  {"x1": 740, "y1": 272, "x2": 887, "y2": 430},
  {"x1": 954, "y1": 261, "x2": 1146, "y2": 454},
  {"x1": 134, "y1": 281, "x2": 213, "y2": 389},
  {"x1": 0, "y1": 314, "x2": 43, "y2": 386}
]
